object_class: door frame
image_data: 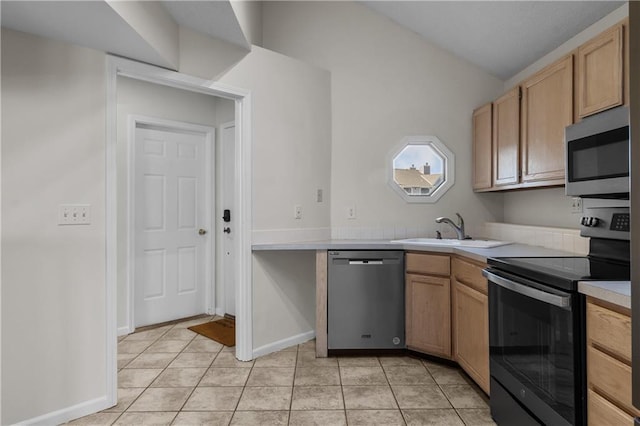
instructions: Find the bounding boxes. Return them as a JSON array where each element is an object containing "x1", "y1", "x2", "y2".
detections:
[
  {"x1": 127, "y1": 115, "x2": 215, "y2": 331},
  {"x1": 106, "y1": 55, "x2": 253, "y2": 407},
  {"x1": 217, "y1": 120, "x2": 236, "y2": 317}
]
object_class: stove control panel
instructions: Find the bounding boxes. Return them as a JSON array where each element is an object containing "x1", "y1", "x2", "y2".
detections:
[
  {"x1": 579, "y1": 199, "x2": 629, "y2": 240},
  {"x1": 610, "y1": 213, "x2": 630, "y2": 232}
]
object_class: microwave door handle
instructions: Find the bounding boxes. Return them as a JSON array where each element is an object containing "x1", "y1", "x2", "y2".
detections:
[{"x1": 483, "y1": 270, "x2": 571, "y2": 309}]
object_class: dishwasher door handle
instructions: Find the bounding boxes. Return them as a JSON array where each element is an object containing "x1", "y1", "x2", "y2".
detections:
[
  {"x1": 348, "y1": 260, "x2": 383, "y2": 265},
  {"x1": 482, "y1": 269, "x2": 571, "y2": 309}
]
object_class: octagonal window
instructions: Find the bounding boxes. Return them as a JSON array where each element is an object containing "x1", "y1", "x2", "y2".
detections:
[{"x1": 389, "y1": 136, "x2": 454, "y2": 203}]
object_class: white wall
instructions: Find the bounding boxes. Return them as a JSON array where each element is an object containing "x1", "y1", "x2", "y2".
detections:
[
  {"x1": 503, "y1": 187, "x2": 584, "y2": 229},
  {"x1": 501, "y1": 4, "x2": 629, "y2": 230},
  {"x1": 1, "y1": 25, "x2": 332, "y2": 419},
  {"x1": 115, "y1": 76, "x2": 234, "y2": 332},
  {"x1": 251, "y1": 251, "x2": 316, "y2": 351},
  {"x1": 211, "y1": 45, "x2": 332, "y2": 348},
  {"x1": 262, "y1": 1, "x2": 506, "y2": 239},
  {"x1": 201, "y1": 41, "x2": 333, "y2": 243},
  {"x1": 1, "y1": 29, "x2": 107, "y2": 424}
]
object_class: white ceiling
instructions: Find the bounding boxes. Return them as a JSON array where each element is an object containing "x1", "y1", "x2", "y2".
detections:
[
  {"x1": 1, "y1": 1, "x2": 177, "y2": 67},
  {"x1": 1, "y1": 1, "x2": 626, "y2": 80},
  {"x1": 363, "y1": 1, "x2": 625, "y2": 80},
  {"x1": 1, "y1": 1, "x2": 249, "y2": 69},
  {"x1": 161, "y1": 1, "x2": 249, "y2": 49}
]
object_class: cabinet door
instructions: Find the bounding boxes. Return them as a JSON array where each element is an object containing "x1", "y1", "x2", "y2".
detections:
[
  {"x1": 406, "y1": 273, "x2": 451, "y2": 358},
  {"x1": 577, "y1": 24, "x2": 623, "y2": 118},
  {"x1": 472, "y1": 103, "x2": 492, "y2": 190},
  {"x1": 521, "y1": 55, "x2": 573, "y2": 184},
  {"x1": 452, "y1": 281, "x2": 489, "y2": 394},
  {"x1": 493, "y1": 87, "x2": 521, "y2": 186}
]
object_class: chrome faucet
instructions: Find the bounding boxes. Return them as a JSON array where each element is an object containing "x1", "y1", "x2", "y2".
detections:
[{"x1": 435, "y1": 213, "x2": 470, "y2": 240}]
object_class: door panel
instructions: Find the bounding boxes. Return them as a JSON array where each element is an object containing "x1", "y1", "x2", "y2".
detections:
[{"x1": 134, "y1": 126, "x2": 208, "y2": 327}]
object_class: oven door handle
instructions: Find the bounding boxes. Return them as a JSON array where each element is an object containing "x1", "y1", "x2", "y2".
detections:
[{"x1": 482, "y1": 270, "x2": 571, "y2": 309}]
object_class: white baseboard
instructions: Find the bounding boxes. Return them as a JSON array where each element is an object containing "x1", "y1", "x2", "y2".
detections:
[
  {"x1": 20, "y1": 395, "x2": 112, "y2": 426},
  {"x1": 117, "y1": 325, "x2": 132, "y2": 337},
  {"x1": 252, "y1": 330, "x2": 315, "y2": 359}
]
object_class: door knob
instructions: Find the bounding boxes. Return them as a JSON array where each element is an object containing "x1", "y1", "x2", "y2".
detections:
[
  {"x1": 198, "y1": 229, "x2": 207, "y2": 235},
  {"x1": 223, "y1": 227, "x2": 231, "y2": 234}
]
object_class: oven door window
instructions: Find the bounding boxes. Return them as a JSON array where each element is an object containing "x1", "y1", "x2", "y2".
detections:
[{"x1": 489, "y1": 282, "x2": 575, "y2": 423}]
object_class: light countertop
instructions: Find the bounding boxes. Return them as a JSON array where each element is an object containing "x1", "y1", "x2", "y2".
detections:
[
  {"x1": 252, "y1": 239, "x2": 631, "y2": 309},
  {"x1": 252, "y1": 239, "x2": 573, "y2": 263},
  {"x1": 578, "y1": 281, "x2": 631, "y2": 309}
]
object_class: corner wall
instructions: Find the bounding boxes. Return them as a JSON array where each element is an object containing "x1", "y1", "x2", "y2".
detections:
[
  {"x1": 212, "y1": 45, "x2": 332, "y2": 350},
  {"x1": 262, "y1": 1, "x2": 506, "y2": 239}
]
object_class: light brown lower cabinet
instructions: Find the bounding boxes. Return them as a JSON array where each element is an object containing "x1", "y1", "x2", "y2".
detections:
[
  {"x1": 586, "y1": 297, "x2": 640, "y2": 424},
  {"x1": 406, "y1": 273, "x2": 451, "y2": 359},
  {"x1": 451, "y1": 257, "x2": 490, "y2": 395},
  {"x1": 452, "y1": 280, "x2": 489, "y2": 394},
  {"x1": 405, "y1": 252, "x2": 452, "y2": 358},
  {"x1": 404, "y1": 253, "x2": 489, "y2": 392}
]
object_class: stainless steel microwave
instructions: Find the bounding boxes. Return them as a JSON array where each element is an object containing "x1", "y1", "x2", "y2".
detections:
[{"x1": 565, "y1": 106, "x2": 629, "y2": 197}]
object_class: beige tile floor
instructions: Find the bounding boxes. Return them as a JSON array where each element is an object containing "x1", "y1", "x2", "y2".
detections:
[{"x1": 69, "y1": 316, "x2": 495, "y2": 425}]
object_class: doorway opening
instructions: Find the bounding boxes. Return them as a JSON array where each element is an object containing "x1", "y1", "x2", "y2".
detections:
[{"x1": 106, "y1": 56, "x2": 253, "y2": 407}]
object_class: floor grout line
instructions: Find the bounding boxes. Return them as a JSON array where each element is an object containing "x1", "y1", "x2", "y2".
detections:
[{"x1": 77, "y1": 318, "x2": 493, "y2": 425}]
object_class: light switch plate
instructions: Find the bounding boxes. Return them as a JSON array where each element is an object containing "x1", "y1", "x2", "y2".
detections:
[
  {"x1": 571, "y1": 197, "x2": 583, "y2": 214},
  {"x1": 59, "y1": 204, "x2": 91, "y2": 225},
  {"x1": 347, "y1": 205, "x2": 356, "y2": 220},
  {"x1": 294, "y1": 204, "x2": 303, "y2": 220}
]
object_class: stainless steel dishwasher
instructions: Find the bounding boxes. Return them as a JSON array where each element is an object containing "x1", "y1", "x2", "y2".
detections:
[{"x1": 327, "y1": 250, "x2": 405, "y2": 350}]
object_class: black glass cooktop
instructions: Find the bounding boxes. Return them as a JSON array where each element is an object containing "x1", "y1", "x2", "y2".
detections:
[{"x1": 487, "y1": 256, "x2": 630, "y2": 291}]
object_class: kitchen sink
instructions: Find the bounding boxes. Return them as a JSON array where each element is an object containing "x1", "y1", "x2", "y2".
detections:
[{"x1": 391, "y1": 238, "x2": 512, "y2": 248}]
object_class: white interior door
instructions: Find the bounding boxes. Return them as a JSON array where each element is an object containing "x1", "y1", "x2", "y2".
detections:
[
  {"x1": 221, "y1": 122, "x2": 236, "y2": 316},
  {"x1": 134, "y1": 125, "x2": 210, "y2": 327}
]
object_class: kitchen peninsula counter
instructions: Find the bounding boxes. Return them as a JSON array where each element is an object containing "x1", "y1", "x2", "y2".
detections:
[{"x1": 252, "y1": 239, "x2": 573, "y2": 263}]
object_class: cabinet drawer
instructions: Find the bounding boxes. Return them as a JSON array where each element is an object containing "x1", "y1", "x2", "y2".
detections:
[
  {"x1": 406, "y1": 253, "x2": 450, "y2": 276},
  {"x1": 452, "y1": 257, "x2": 487, "y2": 294},
  {"x1": 588, "y1": 389, "x2": 634, "y2": 426},
  {"x1": 587, "y1": 300, "x2": 631, "y2": 363},
  {"x1": 588, "y1": 346, "x2": 639, "y2": 416}
]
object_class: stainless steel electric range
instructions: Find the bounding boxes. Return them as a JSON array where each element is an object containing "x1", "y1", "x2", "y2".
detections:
[{"x1": 483, "y1": 199, "x2": 630, "y2": 425}]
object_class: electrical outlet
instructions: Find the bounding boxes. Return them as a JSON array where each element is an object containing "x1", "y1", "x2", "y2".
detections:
[
  {"x1": 294, "y1": 204, "x2": 303, "y2": 220},
  {"x1": 59, "y1": 204, "x2": 91, "y2": 225},
  {"x1": 571, "y1": 197, "x2": 583, "y2": 214},
  {"x1": 347, "y1": 205, "x2": 356, "y2": 220},
  {"x1": 317, "y1": 189, "x2": 323, "y2": 203}
]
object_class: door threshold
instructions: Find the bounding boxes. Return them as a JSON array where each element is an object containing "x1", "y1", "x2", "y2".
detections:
[{"x1": 133, "y1": 314, "x2": 212, "y2": 334}]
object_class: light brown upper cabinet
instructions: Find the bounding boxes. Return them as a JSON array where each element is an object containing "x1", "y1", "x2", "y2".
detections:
[
  {"x1": 521, "y1": 55, "x2": 573, "y2": 185},
  {"x1": 492, "y1": 87, "x2": 521, "y2": 187},
  {"x1": 472, "y1": 103, "x2": 492, "y2": 190},
  {"x1": 577, "y1": 23, "x2": 624, "y2": 118}
]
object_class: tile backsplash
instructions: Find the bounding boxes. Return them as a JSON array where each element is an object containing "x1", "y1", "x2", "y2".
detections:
[
  {"x1": 483, "y1": 222, "x2": 589, "y2": 255},
  {"x1": 330, "y1": 222, "x2": 589, "y2": 255}
]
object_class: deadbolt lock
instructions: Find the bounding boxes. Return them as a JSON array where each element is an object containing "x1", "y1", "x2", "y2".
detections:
[{"x1": 198, "y1": 229, "x2": 207, "y2": 235}]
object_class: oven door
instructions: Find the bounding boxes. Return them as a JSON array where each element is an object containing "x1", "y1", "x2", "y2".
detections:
[{"x1": 484, "y1": 269, "x2": 584, "y2": 426}]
